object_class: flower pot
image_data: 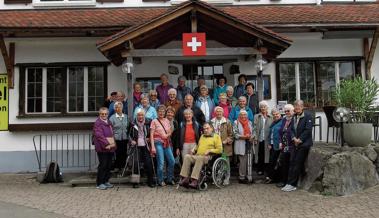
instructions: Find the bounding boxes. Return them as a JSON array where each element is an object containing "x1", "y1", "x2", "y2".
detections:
[{"x1": 343, "y1": 123, "x2": 372, "y2": 147}]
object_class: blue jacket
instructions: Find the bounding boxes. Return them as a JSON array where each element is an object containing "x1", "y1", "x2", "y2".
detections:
[
  {"x1": 195, "y1": 96, "x2": 215, "y2": 122},
  {"x1": 233, "y1": 84, "x2": 245, "y2": 98},
  {"x1": 291, "y1": 111, "x2": 313, "y2": 148},
  {"x1": 268, "y1": 118, "x2": 283, "y2": 150},
  {"x1": 213, "y1": 85, "x2": 227, "y2": 105},
  {"x1": 108, "y1": 100, "x2": 128, "y2": 118},
  {"x1": 176, "y1": 86, "x2": 192, "y2": 102},
  {"x1": 133, "y1": 105, "x2": 157, "y2": 121},
  {"x1": 228, "y1": 106, "x2": 254, "y2": 123}
]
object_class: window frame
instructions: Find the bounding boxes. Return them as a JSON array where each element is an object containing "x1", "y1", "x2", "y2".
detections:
[
  {"x1": 32, "y1": 0, "x2": 96, "y2": 7},
  {"x1": 18, "y1": 62, "x2": 108, "y2": 117},
  {"x1": 276, "y1": 57, "x2": 362, "y2": 108}
]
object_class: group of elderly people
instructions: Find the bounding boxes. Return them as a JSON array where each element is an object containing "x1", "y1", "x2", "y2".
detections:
[{"x1": 93, "y1": 73, "x2": 313, "y2": 192}]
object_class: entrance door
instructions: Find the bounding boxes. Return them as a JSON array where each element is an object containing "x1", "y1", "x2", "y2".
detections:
[{"x1": 183, "y1": 64, "x2": 224, "y2": 95}]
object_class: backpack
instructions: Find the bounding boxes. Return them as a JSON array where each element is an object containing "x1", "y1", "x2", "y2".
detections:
[{"x1": 42, "y1": 161, "x2": 63, "y2": 183}]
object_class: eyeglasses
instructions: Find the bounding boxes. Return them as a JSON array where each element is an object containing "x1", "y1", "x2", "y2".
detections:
[
  {"x1": 284, "y1": 110, "x2": 290, "y2": 113},
  {"x1": 100, "y1": 113, "x2": 108, "y2": 115},
  {"x1": 150, "y1": 95, "x2": 157, "y2": 97}
]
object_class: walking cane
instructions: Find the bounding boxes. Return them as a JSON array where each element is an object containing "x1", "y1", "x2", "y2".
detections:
[{"x1": 116, "y1": 143, "x2": 136, "y2": 191}]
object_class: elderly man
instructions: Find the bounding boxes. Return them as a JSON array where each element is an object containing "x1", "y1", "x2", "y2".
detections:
[
  {"x1": 195, "y1": 85, "x2": 214, "y2": 122},
  {"x1": 282, "y1": 100, "x2": 313, "y2": 192},
  {"x1": 164, "y1": 88, "x2": 182, "y2": 114},
  {"x1": 156, "y1": 73, "x2": 173, "y2": 105},
  {"x1": 244, "y1": 82, "x2": 259, "y2": 115},
  {"x1": 176, "y1": 76, "x2": 192, "y2": 102},
  {"x1": 176, "y1": 94, "x2": 205, "y2": 126},
  {"x1": 179, "y1": 122, "x2": 222, "y2": 189},
  {"x1": 193, "y1": 76, "x2": 206, "y2": 101},
  {"x1": 229, "y1": 96, "x2": 254, "y2": 123}
]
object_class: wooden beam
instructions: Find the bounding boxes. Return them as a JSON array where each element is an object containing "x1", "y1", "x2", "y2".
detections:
[
  {"x1": 122, "y1": 47, "x2": 261, "y2": 57},
  {"x1": 0, "y1": 35, "x2": 14, "y2": 88},
  {"x1": 8, "y1": 43, "x2": 15, "y2": 89},
  {"x1": 191, "y1": 10, "x2": 197, "y2": 33},
  {"x1": 366, "y1": 27, "x2": 379, "y2": 79},
  {"x1": 194, "y1": 6, "x2": 291, "y2": 48},
  {"x1": 364, "y1": 38, "x2": 369, "y2": 61},
  {"x1": 99, "y1": 7, "x2": 193, "y2": 52}
]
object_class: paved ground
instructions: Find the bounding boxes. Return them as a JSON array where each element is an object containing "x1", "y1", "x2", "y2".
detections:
[{"x1": 0, "y1": 174, "x2": 378, "y2": 218}]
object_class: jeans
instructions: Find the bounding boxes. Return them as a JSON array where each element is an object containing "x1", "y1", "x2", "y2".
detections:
[
  {"x1": 96, "y1": 152, "x2": 113, "y2": 186},
  {"x1": 155, "y1": 141, "x2": 175, "y2": 183}
]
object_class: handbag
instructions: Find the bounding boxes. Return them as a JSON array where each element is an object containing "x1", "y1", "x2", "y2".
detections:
[{"x1": 157, "y1": 119, "x2": 172, "y2": 147}]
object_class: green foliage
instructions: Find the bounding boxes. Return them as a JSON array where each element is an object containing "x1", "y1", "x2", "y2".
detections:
[{"x1": 335, "y1": 77, "x2": 379, "y2": 123}]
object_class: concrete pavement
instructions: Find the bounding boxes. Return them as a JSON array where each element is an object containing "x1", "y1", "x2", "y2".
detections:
[{"x1": 0, "y1": 174, "x2": 378, "y2": 218}]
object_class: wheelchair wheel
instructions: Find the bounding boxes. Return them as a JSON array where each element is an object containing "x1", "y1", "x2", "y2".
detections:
[
  {"x1": 199, "y1": 182, "x2": 208, "y2": 191},
  {"x1": 212, "y1": 157, "x2": 230, "y2": 188}
]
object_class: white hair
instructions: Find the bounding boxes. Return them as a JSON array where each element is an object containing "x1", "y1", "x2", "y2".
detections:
[
  {"x1": 135, "y1": 108, "x2": 145, "y2": 115},
  {"x1": 226, "y1": 86, "x2": 234, "y2": 92},
  {"x1": 259, "y1": 100, "x2": 269, "y2": 109},
  {"x1": 284, "y1": 104, "x2": 294, "y2": 112},
  {"x1": 168, "y1": 88, "x2": 177, "y2": 95},
  {"x1": 114, "y1": 101, "x2": 123, "y2": 110}
]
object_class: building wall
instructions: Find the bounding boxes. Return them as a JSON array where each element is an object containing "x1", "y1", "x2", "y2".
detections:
[{"x1": 0, "y1": 33, "x2": 378, "y2": 172}]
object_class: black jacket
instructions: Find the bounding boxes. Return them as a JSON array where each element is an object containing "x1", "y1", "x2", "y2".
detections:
[
  {"x1": 129, "y1": 118, "x2": 152, "y2": 148},
  {"x1": 291, "y1": 111, "x2": 313, "y2": 148},
  {"x1": 177, "y1": 119, "x2": 201, "y2": 151},
  {"x1": 175, "y1": 105, "x2": 206, "y2": 127}
]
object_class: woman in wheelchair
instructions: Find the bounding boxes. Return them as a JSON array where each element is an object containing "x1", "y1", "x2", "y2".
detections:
[{"x1": 178, "y1": 122, "x2": 222, "y2": 189}]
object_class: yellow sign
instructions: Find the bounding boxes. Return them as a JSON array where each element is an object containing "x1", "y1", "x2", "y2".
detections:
[{"x1": 0, "y1": 75, "x2": 8, "y2": 131}]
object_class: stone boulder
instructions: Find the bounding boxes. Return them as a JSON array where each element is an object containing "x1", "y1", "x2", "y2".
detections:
[
  {"x1": 300, "y1": 144, "x2": 341, "y2": 191},
  {"x1": 364, "y1": 145, "x2": 378, "y2": 162},
  {"x1": 322, "y1": 151, "x2": 379, "y2": 196}
]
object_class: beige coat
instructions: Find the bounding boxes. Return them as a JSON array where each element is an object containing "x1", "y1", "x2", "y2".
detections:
[
  {"x1": 211, "y1": 118, "x2": 234, "y2": 156},
  {"x1": 253, "y1": 113, "x2": 273, "y2": 163}
]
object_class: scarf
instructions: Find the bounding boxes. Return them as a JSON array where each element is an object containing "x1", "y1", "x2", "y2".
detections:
[
  {"x1": 133, "y1": 92, "x2": 142, "y2": 104},
  {"x1": 212, "y1": 117, "x2": 227, "y2": 135},
  {"x1": 238, "y1": 116, "x2": 250, "y2": 136}
]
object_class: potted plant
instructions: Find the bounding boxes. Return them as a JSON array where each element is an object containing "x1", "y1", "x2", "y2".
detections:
[{"x1": 335, "y1": 77, "x2": 379, "y2": 146}]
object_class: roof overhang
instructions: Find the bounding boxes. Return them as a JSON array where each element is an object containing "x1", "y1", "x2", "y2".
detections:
[{"x1": 97, "y1": 0, "x2": 292, "y2": 66}]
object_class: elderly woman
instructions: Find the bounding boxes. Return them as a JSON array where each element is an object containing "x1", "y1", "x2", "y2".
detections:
[
  {"x1": 253, "y1": 100, "x2": 273, "y2": 176},
  {"x1": 265, "y1": 108, "x2": 283, "y2": 184},
  {"x1": 176, "y1": 76, "x2": 192, "y2": 102},
  {"x1": 178, "y1": 108, "x2": 201, "y2": 160},
  {"x1": 213, "y1": 93, "x2": 231, "y2": 119},
  {"x1": 150, "y1": 105, "x2": 175, "y2": 186},
  {"x1": 277, "y1": 104, "x2": 295, "y2": 188},
  {"x1": 129, "y1": 108, "x2": 155, "y2": 188},
  {"x1": 195, "y1": 85, "x2": 214, "y2": 122},
  {"x1": 133, "y1": 94, "x2": 157, "y2": 121},
  {"x1": 229, "y1": 96, "x2": 254, "y2": 123},
  {"x1": 93, "y1": 107, "x2": 116, "y2": 190},
  {"x1": 165, "y1": 106, "x2": 179, "y2": 157},
  {"x1": 149, "y1": 90, "x2": 160, "y2": 110},
  {"x1": 213, "y1": 75, "x2": 227, "y2": 105},
  {"x1": 226, "y1": 85, "x2": 238, "y2": 108},
  {"x1": 234, "y1": 109, "x2": 254, "y2": 184},
  {"x1": 133, "y1": 82, "x2": 143, "y2": 109},
  {"x1": 165, "y1": 88, "x2": 182, "y2": 115},
  {"x1": 109, "y1": 101, "x2": 129, "y2": 172},
  {"x1": 211, "y1": 106, "x2": 233, "y2": 184}
]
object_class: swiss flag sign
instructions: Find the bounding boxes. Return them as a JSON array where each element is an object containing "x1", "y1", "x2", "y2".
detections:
[{"x1": 182, "y1": 33, "x2": 206, "y2": 56}]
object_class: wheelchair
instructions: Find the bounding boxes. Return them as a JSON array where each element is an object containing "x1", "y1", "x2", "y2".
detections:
[{"x1": 196, "y1": 154, "x2": 230, "y2": 191}]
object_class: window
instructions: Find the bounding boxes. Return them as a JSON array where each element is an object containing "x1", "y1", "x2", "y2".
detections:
[
  {"x1": 277, "y1": 59, "x2": 359, "y2": 107},
  {"x1": 183, "y1": 64, "x2": 224, "y2": 91},
  {"x1": 23, "y1": 64, "x2": 106, "y2": 115},
  {"x1": 33, "y1": 0, "x2": 96, "y2": 7}
]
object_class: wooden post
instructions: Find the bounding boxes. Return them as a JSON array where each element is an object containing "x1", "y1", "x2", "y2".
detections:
[
  {"x1": 0, "y1": 35, "x2": 14, "y2": 88},
  {"x1": 366, "y1": 27, "x2": 379, "y2": 79},
  {"x1": 191, "y1": 10, "x2": 197, "y2": 33}
]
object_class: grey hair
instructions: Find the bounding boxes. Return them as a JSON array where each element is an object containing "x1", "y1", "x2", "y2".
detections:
[
  {"x1": 114, "y1": 101, "x2": 123, "y2": 110},
  {"x1": 214, "y1": 106, "x2": 224, "y2": 113},
  {"x1": 294, "y1": 99, "x2": 304, "y2": 107},
  {"x1": 226, "y1": 85, "x2": 234, "y2": 92},
  {"x1": 135, "y1": 108, "x2": 145, "y2": 115},
  {"x1": 140, "y1": 93, "x2": 149, "y2": 100},
  {"x1": 178, "y1": 76, "x2": 186, "y2": 82},
  {"x1": 183, "y1": 108, "x2": 193, "y2": 115},
  {"x1": 99, "y1": 107, "x2": 109, "y2": 114},
  {"x1": 284, "y1": 104, "x2": 294, "y2": 112},
  {"x1": 149, "y1": 90, "x2": 157, "y2": 96},
  {"x1": 259, "y1": 100, "x2": 269, "y2": 109},
  {"x1": 238, "y1": 96, "x2": 247, "y2": 101},
  {"x1": 200, "y1": 85, "x2": 208, "y2": 91},
  {"x1": 184, "y1": 94, "x2": 193, "y2": 100},
  {"x1": 239, "y1": 109, "x2": 248, "y2": 115},
  {"x1": 271, "y1": 108, "x2": 280, "y2": 115},
  {"x1": 168, "y1": 88, "x2": 177, "y2": 95}
]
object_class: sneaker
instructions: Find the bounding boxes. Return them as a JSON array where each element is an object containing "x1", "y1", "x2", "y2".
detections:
[
  {"x1": 96, "y1": 184, "x2": 107, "y2": 190},
  {"x1": 276, "y1": 182, "x2": 286, "y2": 188},
  {"x1": 166, "y1": 180, "x2": 176, "y2": 186},
  {"x1": 158, "y1": 181, "x2": 166, "y2": 187},
  {"x1": 281, "y1": 184, "x2": 291, "y2": 191},
  {"x1": 178, "y1": 177, "x2": 190, "y2": 187},
  {"x1": 104, "y1": 182, "x2": 114, "y2": 188},
  {"x1": 264, "y1": 177, "x2": 272, "y2": 184},
  {"x1": 224, "y1": 179, "x2": 230, "y2": 186},
  {"x1": 283, "y1": 185, "x2": 297, "y2": 192}
]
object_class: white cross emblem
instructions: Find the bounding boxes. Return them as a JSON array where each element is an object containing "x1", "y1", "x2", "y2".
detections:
[{"x1": 187, "y1": 37, "x2": 202, "y2": 52}]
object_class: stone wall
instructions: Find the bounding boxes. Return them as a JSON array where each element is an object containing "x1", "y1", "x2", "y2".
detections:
[{"x1": 300, "y1": 143, "x2": 379, "y2": 196}]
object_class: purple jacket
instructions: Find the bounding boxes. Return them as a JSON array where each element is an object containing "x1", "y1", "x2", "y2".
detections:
[
  {"x1": 92, "y1": 118, "x2": 116, "y2": 153},
  {"x1": 156, "y1": 84, "x2": 173, "y2": 105},
  {"x1": 279, "y1": 117, "x2": 295, "y2": 152}
]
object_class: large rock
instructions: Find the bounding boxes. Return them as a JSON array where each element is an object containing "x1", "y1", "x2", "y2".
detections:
[
  {"x1": 322, "y1": 151, "x2": 379, "y2": 196},
  {"x1": 299, "y1": 144, "x2": 341, "y2": 191},
  {"x1": 364, "y1": 145, "x2": 378, "y2": 162}
]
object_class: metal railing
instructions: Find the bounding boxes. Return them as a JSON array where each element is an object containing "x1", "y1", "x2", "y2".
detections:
[{"x1": 33, "y1": 133, "x2": 98, "y2": 172}]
